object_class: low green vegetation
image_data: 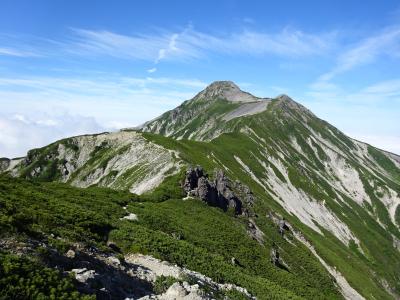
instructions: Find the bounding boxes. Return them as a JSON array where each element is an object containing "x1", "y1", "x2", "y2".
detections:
[
  {"x1": 0, "y1": 175, "x2": 132, "y2": 247},
  {"x1": 2, "y1": 94, "x2": 400, "y2": 299},
  {"x1": 0, "y1": 251, "x2": 93, "y2": 300},
  {"x1": 0, "y1": 173, "x2": 340, "y2": 299},
  {"x1": 142, "y1": 99, "x2": 400, "y2": 299},
  {"x1": 111, "y1": 198, "x2": 341, "y2": 299}
]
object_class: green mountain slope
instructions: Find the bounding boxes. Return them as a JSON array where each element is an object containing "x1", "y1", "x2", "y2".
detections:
[
  {"x1": 1, "y1": 131, "x2": 181, "y2": 194},
  {"x1": 139, "y1": 81, "x2": 271, "y2": 141},
  {"x1": 1, "y1": 81, "x2": 400, "y2": 299},
  {"x1": 1, "y1": 174, "x2": 341, "y2": 299}
]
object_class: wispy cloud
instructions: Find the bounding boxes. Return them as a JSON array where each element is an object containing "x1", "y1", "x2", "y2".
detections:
[
  {"x1": 0, "y1": 47, "x2": 39, "y2": 57},
  {"x1": 360, "y1": 79, "x2": 400, "y2": 97},
  {"x1": 320, "y1": 26, "x2": 400, "y2": 80},
  {"x1": 0, "y1": 26, "x2": 335, "y2": 64},
  {"x1": 69, "y1": 26, "x2": 335, "y2": 63},
  {"x1": 0, "y1": 75, "x2": 206, "y2": 94},
  {"x1": 308, "y1": 77, "x2": 400, "y2": 104},
  {"x1": 69, "y1": 28, "x2": 169, "y2": 61}
]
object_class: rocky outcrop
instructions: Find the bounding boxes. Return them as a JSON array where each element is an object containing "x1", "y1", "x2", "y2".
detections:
[
  {"x1": 247, "y1": 219, "x2": 265, "y2": 244},
  {"x1": 267, "y1": 212, "x2": 292, "y2": 238},
  {"x1": 2, "y1": 131, "x2": 181, "y2": 195},
  {"x1": 183, "y1": 166, "x2": 255, "y2": 215},
  {"x1": 0, "y1": 158, "x2": 10, "y2": 172},
  {"x1": 270, "y1": 245, "x2": 280, "y2": 266},
  {"x1": 0, "y1": 237, "x2": 153, "y2": 299},
  {"x1": 126, "y1": 254, "x2": 256, "y2": 300},
  {"x1": 139, "y1": 281, "x2": 207, "y2": 300},
  {"x1": 1, "y1": 236, "x2": 255, "y2": 300}
]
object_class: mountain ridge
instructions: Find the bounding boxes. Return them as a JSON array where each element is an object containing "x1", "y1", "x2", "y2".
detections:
[{"x1": 1, "y1": 81, "x2": 400, "y2": 299}]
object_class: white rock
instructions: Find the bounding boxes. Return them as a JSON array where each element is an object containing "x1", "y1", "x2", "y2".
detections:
[
  {"x1": 65, "y1": 249, "x2": 76, "y2": 258},
  {"x1": 121, "y1": 213, "x2": 138, "y2": 221},
  {"x1": 71, "y1": 268, "x2": 96, "y2": 283},
  {"x1": 107, "y1": 256, "x2": 121, "y2": 266}
]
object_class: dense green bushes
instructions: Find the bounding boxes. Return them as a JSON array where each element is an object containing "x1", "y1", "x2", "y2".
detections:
[
  {"x1": 110, "y1": 198, "x2": 341, "y2": 299},
  {"x1": 0, "y1": 175, "x2": 133, "y2": 245},
  {"x1": 0, "y1": 251, "x2": 93, "y2": 300},
  {"x1": 0, "y1": 174, "x2": 341, "y2": 299}
]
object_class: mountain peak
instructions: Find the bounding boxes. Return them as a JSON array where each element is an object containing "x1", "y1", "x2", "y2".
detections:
[
  {"x1": 276, "y1": 94, "x2": 293, "y2": 101},
  {"x1": 205, "y1": 80, "x2": 240, "y2": 92},
  {"x1": 196, "y1": 80, "x2": 262, "y2": 103}
]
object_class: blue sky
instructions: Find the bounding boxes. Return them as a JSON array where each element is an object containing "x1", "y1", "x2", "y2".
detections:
[{"x1": 1, "y1": 0, "x2": 400, "y2": 157}]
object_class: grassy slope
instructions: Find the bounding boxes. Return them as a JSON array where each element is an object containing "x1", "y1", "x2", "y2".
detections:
[
  {"x1": 3, "y1": 99, "x2": 400, "y2": 299},
  {"x1": 0, "y1": 174, "x2": 343, "y2": 299},
  {"x1": 142, "y1": 99, "x2": 400, "y2": 299},
  {"x1": 143, "y1": 98, "x2": 241, "y2": 140}
]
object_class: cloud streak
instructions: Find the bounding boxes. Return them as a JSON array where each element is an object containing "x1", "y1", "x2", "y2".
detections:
[
  {"x1": 69, "y1": 27, "x2": 334, "y2": 63},
  {"x1": 320, "y1": 26, "x2": 400, "y2": 80},
  {"x1": 0, "y1": 47, "x2": 39, "y2": 57}
]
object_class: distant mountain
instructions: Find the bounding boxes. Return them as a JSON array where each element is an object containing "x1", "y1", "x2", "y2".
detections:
[{"x1": 1, "y1": 81, "x2": 400, "y2": 299}]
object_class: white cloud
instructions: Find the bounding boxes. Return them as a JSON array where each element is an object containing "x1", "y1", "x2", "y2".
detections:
[
  {"x1": 69, "y1": 27, "x2": 334, "y2": 62},
  {"x1": 0, "y1": 47, "x2": 38, "y2": 57},
  {"x1": 0, "y1": 113, "x2": 105, "y2": 158},
  {"x1": 156, "y1": 33, "x2": 179, "y2": 63},
  {"x1": 147, "y1": 67, "x2": 157, "y2": 73},
  {"x1": 320, "y1": 27, "x2": 400, "y2": 80},
  {"x1": 0, "y1": 25, "x2": 335, "y2": 63},
  {"x1": 308, "y1": 77, "x2": 400, "y2": 105},
  {"x1": 360, "y1": 79, "x2": 400, "y2": 97},
  {"x1": 0, "y1": 74, "x2": 207, "y2": 157},
  {"x1": 69, "y1": 28, "x2": 169, "y2": 60}
]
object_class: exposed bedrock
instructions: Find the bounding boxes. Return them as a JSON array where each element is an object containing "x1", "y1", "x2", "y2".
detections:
[{"x1": 183, "y1": 166, "x2": 255, "y2": 216}]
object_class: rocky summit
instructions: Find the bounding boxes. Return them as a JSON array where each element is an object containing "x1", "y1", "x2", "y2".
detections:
[{"x1": 1, "y1": 81, "x2": 400, "y2": 300}]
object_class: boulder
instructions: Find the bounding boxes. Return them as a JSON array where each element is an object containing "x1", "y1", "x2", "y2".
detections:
[
  {"x1": 182, "y1": 166, "x2": 254, "y2": 215},
  {"x1": 66, "y1": 249, "x2": 76, "y2": 259},
  {"x1": 0, "y1": 158, "x2": 10, "y2": 172},
  {"x1": 71, "y1": 268, "x2": 97, "y2": 283}
]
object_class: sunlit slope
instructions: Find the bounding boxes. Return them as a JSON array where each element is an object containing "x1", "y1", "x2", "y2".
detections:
[
  {"x1": 142, "y1": 96, "x2": 400, "y2": 299},
  {"x1": 2, "y1": 81, "x2": 400, "y2": 298}
]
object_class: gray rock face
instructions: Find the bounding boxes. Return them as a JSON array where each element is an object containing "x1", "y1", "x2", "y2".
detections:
[
  {"x1": 183, "y1": 166, "x2": 255, "y2": 215},
  {"x1": 267, "y1": 212, "x2": 292, "y2": 237},
  {"x1": 270, "y1": 246, "x2": 280, "y2": 266},
  {"x1": 222, "y1": 101, "x2": 270, "y2": 121},
  {"x1": 247, "y1": 219, "x2": 265, "y2": 244},
  {"x1": 0, "y1": 158, "x2": 10, "y2": 172}
]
